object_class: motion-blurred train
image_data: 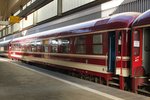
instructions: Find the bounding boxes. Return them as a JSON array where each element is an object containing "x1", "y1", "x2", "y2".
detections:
[{"x1": 0, "y1": 9, "x2": 150, "y2": 95}]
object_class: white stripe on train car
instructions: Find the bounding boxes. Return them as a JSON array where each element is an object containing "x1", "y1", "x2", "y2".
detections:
[
  {"x1": 116, "y1": 68, "x2": 129, "y2": 77},
  {"x1": 10, "y1": 54, "x2": 130, "y2": 76},
  {"x1": 133, "y1": 24, "x2": 150, "y2": 29},
  {"x1": 10, "y1": 51, "x2": 130, "y2": 61},
  {"x1": 21, "y1": 55, "x2": 108, "y2": 74}
]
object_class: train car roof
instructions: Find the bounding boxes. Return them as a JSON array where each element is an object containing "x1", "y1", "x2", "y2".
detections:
[
  {"x1": 11, "y1": 18, "x2": 101, "y2": 43},
  {"x1": 132, "y1": 9, "x2": 150, "y2": 28},
  {"x1": 0, "y1": 40, "x2": 11, "y2": 46},
  {"x1": 12, "y1": 12, "x2": 140, "y2": 43},
  {"x1": 93, "y1": 12, "x2": 140, "y2": 31},
  {"x1": 107, "y1": 12, "x2": 140, "y2": 29}
]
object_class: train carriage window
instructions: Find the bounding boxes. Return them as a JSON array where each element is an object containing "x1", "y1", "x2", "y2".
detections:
[
  {"x1": 37, "y1": 45, "x2": 42, "y2": 52},
  {"x1": 36, "y1": 41, "x2": 42, "y2": 52},
  {"x1": 13, "y1": 44, "x2": 15, "y2": 50},
  {"x1": 133, "y1": 31, "x2": 140, "y2": 56},
  {"x1": 14, "y1": 44, "x2": 17, "y2": 51},
  {"x1": 59, "y1": 39, "x2": 70, "y2": 53},
  {"x1": 4, "y1": 45, "x2": 8, "y2": 51},
  {"x1": 27, "y1": 47, "x2": 31, "y2": 52},
  {"x1": 0, "y1": 47, "x2": 4, "y2": 51},
  {"x1": 21, "y1": 44, "x2": 26, "y2": 51},
  {"x1": 11, "y1": 44, "x2": 14, "y2": 51},
  {"x1": 93, "y1": 34, "x2": 102, "y2": 44},
  {"x1": 43, "y1": 39, "x2": 49, "y2": 53},
  {"x1": 26, "y1": 43, "x2": 31, "y2": 52},
  {"x1": 13, "y1": 44, "x2": 16, "y2": 51},
  {"x1": 44, "y1": 46, "x2": 49, "y2": 53},
  {"x1": 11, "y1": 44, "x2": 13, "y2": 51},
  {"x1": 14, "y1": 44, "x2": 16, "y2": 51},
  {"x1": 93, "y1": 34, "x2": 103, "y2": 54},
  {"x1": 31, "y1": 46, "x2": 36, "y2": 52},
  {"x1": 14, "y1": 44, "x2": 21, "y2": 51},
  {"x1": 144, "y1": 29, "x2": 150, "y2": 52},
  {"x1": 50, "y1": 39, "x2": 58, "y2": 53},
  {"x1": 31, "y1": 42, "x2": 37, "y2": 52},
  {"x1": 24, "y1": 45, "x2": 28, "y2": 52},
  {"x1": 75, "y1": 36, "x2": 86, "y2": 54},
  {"x1": 118, "y1": 32, "x2": 122, "y2": 55}
]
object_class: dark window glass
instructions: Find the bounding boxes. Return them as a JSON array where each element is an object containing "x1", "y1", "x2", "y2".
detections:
[
  {"x1": 133, "y1": 31, "x2": 140, "y2": 56},
  {"x1": 93, "y1": 34, "x2": 103, "y2": 54},
  {"x1": 59, "y1": 39, "x2": 70, "y2": 53},
  {"x1": 30, "y1": 42, "x2": 36, "y2": 52},
  {"x1": 31, "y1": 46, "x2": 36, "y2": 52},
  {"x1": 75, "y1": 36, "x2": 86, "y2": 54},
  {"x1": 50, "y1": 39, "x2": 58, "y2": 53},
  {"x1": 118, "y1": 32, "x2": 122, "y2": 55},
  {"x1": 44, "y1": 46, "x2": 49, "y2": 52},
  {"x1": 36, "y1": 41, "x2": 42, "y2": 52}
]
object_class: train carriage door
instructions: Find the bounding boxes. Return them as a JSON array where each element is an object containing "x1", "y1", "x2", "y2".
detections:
[
  {"x1": 143, "y1": 28, "x2": 150, "y2": 75},
  {"x1": 43, "y1": 39, "x2": 49, "y2": 58},
  {"x1": 131, "y1": 29, "x2": 143, "y2": 77},
  {"x1": 108, "y1": 31, "x2": 116, "y2": 73}
]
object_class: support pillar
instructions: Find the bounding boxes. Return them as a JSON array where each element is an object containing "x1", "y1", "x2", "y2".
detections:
[{"x1": 57, "y1": 0, "x2": 62, "y2": 16}]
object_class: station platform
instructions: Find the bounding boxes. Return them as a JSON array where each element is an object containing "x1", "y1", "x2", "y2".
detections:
[{"x1": 0, "y1": 57, "x2": 149, "y2": 100}]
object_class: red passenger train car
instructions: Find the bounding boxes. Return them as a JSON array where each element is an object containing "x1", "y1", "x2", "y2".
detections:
[
  {"x1": 7, "y1": 11, "x2": 150, "y2": 94},
  {"x1": 0, "y1": 40, "x2": 10, "y2": 57},
  {"x1": 132, "y1": 10, "x2": 150, "y2": 93}
]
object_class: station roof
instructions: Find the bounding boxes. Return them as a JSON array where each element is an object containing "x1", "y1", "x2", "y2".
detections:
[
  {"x1": 0, "y1": 0, "x2": 111, "y2": 20},
  {"x1": 132, "y1": 9, "x2": 150, "y2": 28},
  {"x1": 0, "y1": 0, "x2": 31, "y2": 20}
]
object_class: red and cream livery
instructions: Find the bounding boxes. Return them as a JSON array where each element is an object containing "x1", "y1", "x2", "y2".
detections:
[{"x1": 6, "y1": 10, "x2": 150, "y2": 94}]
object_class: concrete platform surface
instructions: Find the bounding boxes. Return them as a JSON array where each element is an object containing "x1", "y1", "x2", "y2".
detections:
[{"x1": 0, "y1": 57, "x2": 149, "y2": 100}]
